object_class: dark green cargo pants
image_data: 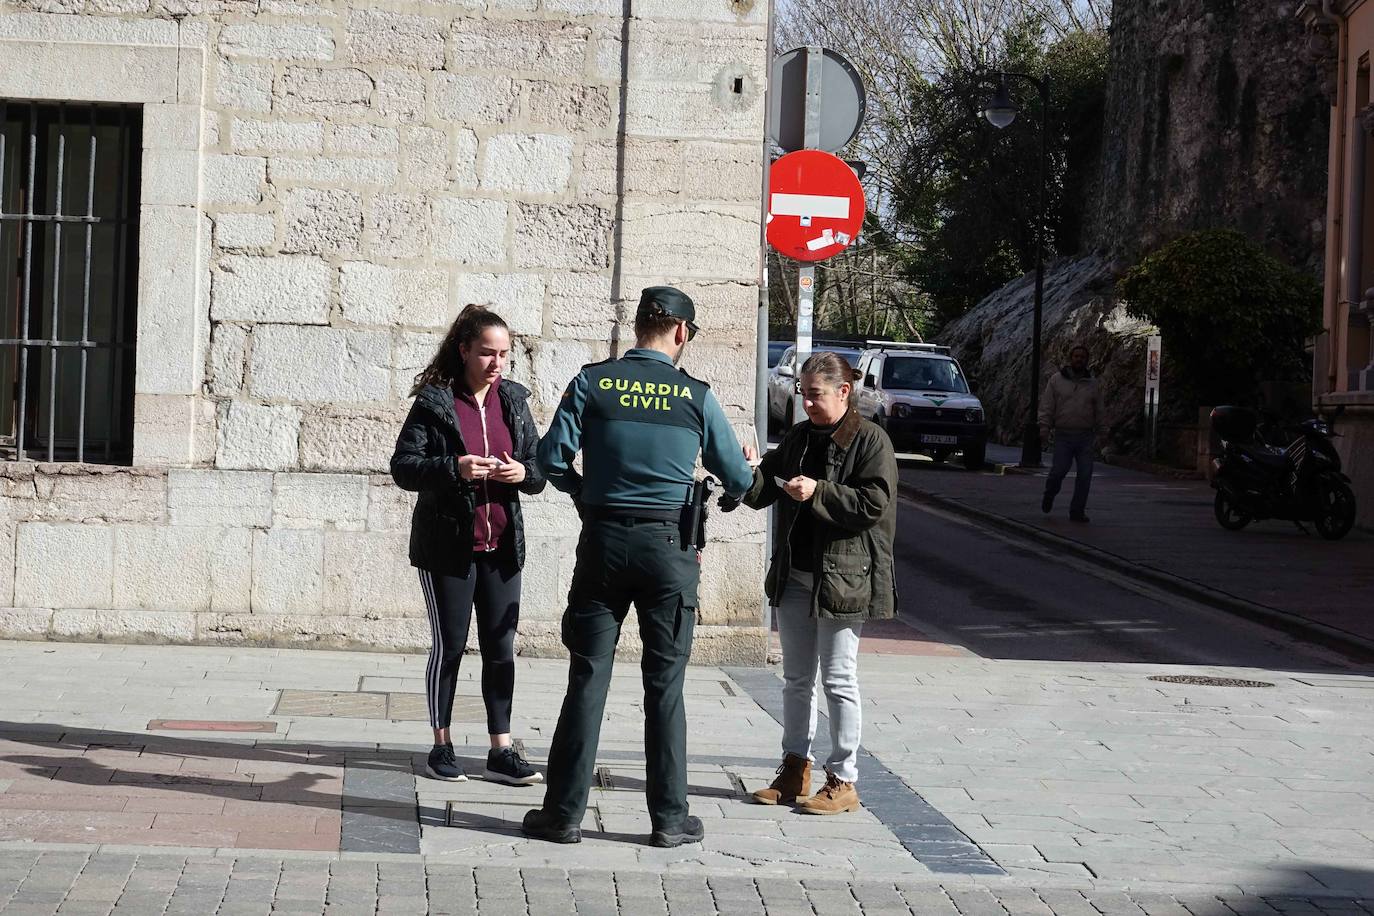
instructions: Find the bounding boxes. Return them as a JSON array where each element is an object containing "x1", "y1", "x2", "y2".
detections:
[{"x1": 541, "y1": 516, "x2": 699, "y2": 831}]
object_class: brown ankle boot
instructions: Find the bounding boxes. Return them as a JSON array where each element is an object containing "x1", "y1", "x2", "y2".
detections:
[
  {"x1": 750, "y1": 754, "x2": 811, "y2": 805},
  {"x1": 796, "y1": 771, "x2": 860, "y2": 815}
]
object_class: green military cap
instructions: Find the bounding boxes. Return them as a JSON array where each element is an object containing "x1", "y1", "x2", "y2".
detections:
[
  {"x1": 637, "y1": 286, "x2": 696, "y2": 322},
  {"x1": 637, "y1": 286, "x2": 698, "y2": 340}
]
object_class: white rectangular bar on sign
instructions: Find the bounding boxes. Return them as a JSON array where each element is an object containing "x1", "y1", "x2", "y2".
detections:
[{"x1": 771, "y1": 193, "x2": 850, "y2": 220}]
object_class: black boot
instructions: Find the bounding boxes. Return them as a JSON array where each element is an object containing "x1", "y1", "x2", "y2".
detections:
[
  {"x1": 650, "y1": 815, "x2": 704, "y2": 848},
  {"x1": 521, "y1": 808, "x2": 581, "y2": 844}
]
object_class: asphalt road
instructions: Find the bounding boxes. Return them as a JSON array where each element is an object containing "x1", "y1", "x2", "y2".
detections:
[{"x1": 889, "y1": 487, "x2": 1362, "y2": 673}]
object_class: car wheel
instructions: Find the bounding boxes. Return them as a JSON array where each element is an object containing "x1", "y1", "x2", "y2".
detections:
[{"x1": 962, "y1": 442, "x2": 986, "y2": 471}]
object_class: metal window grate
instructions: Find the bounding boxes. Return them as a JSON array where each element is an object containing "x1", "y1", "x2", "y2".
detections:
[{"x1": 1, "y1": 101, "x2": 141, "y2": 464}]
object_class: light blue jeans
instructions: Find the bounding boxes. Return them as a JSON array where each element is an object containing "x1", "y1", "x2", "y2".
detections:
[{"x1": 776, "y1": 570, "x2": 864, "y2": 783}]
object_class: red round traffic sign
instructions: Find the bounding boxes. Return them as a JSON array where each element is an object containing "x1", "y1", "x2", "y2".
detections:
[{"x1": 767, "y1": 149, "x2": 865, "y2": 263}]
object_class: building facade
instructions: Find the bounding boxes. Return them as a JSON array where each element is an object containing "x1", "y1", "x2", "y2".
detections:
[
  {"x1": 0, "y1": 0, "x2": 770, "y2": 660},
  {"x1": 1301, "y1": 0, "x2": 1374, "y2": 529}
]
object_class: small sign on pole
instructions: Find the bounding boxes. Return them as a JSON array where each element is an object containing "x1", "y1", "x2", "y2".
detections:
[{"x1": 1145, "y1": 334, "x2": 1162, "y2": 458}]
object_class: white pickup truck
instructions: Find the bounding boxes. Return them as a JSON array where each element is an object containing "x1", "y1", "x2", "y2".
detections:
[{"x1": 854, "y1": 342, "x2": 988, "y2": 470}]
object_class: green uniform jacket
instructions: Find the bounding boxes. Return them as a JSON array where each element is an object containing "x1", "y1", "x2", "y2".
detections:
[
  {"x1": 743, "y1": 406, "x2": 898, "y2": 621},
  {"x1": 537, "y1": 348, "x2": 754, "y2": 508}
]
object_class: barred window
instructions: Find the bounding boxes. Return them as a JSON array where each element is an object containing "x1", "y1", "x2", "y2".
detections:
[{"x1": 0, "y1": 101, "x2": 141, "y2": 464}]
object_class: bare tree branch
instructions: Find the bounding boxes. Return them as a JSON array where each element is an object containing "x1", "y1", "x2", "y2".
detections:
[{"x1": 768, "y1": 0, "x2": 1106, "y2": 340}]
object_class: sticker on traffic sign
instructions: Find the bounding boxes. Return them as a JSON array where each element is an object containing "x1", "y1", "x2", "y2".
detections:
[{"x1": 767, "y1": 149, "x2": 865, "y2": 263}]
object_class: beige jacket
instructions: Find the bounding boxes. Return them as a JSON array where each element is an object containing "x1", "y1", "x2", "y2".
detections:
[{"x1": 1039, "y1": 368, "x2": 1107, "y2": 437}]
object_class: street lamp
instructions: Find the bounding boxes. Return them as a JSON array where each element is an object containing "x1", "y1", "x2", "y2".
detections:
[
  {"x1": 982, "y1": 76, "x2": 1018, "y2": 129},
  {"x1": 983, "y1": 70, "x2": 1050, "y2": 468}
]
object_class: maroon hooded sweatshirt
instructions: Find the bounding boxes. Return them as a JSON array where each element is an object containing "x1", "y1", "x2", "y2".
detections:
[{"x1": 454, "y1": 377, "x2": 515, "y2": 554}]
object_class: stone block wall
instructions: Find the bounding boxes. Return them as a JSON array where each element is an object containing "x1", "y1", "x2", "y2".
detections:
[
  {"x1": 0, "y1": 0, "x2": 770, "y2": 664},
  {"x1": 1319, "y1": 396, "x2": 1374, "y2": 532}
]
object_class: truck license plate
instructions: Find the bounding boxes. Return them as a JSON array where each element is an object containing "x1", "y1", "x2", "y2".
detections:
[{"x1": 920, "y1": 434, "x2": 957, "y2": 445}]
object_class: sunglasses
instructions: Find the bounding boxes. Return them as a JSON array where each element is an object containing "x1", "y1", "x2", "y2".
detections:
[{"x1": 685, "y1": 320, "x2": 699, "y2": 342}]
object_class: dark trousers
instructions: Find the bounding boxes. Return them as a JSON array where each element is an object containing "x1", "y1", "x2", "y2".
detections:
[
  {"x1": 1044, "y1": 429, "x2": 1096, "y2": 517},
  {"x1": 541, "y1": 517, "x2": 699, "y2": 831},
  {"x1": 419, "y1": 553, "x2": 522, "y2": 734}
]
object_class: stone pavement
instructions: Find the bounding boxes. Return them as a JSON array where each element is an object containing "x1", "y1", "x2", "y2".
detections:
[
  {"x1": 4, "y1": 851, "x2": 1374, "y2": 916},
  {"x1": 0, "y1": 640, "x2": 1372, "y2": 914},
  {"x1": 896, "y1": 449, "x2": 1374, "y2": 649}
]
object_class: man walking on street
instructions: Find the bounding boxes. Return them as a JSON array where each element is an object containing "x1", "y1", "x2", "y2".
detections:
[
  {"x1": 1039, "y1": 345, "x2": 1108, "y2": 523},
  {"x1": 521, "y1": 286, "x2": 754, "y2": 848}
]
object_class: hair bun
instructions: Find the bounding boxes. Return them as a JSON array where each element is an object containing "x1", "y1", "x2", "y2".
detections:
[
  {"x1": 457, "y1": 303, "x2": 490, "y2": 319},
  {"x1": 851, "y1": 368, "x2": 863, "y2": 382}
]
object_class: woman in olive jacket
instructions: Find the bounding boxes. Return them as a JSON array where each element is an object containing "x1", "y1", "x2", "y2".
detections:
[
  {"x1": 740, "y1": 351, "x2": 897, "y2": 815},
  {"x1": 391, "y1": 305, "x2": 546, "y2": 787}
]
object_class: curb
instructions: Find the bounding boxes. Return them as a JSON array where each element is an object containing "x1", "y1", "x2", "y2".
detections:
[
  {"x1": 1101, "y1": 454, "x2": 1206, "y2": 480},
  {"x1": 897, "y1": 480, "x2": 1374, "y2": 662}
]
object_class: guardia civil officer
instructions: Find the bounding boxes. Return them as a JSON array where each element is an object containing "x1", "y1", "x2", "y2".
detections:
[{"x1": 521, "y1": 286, "x2": 754, "y2": 848}]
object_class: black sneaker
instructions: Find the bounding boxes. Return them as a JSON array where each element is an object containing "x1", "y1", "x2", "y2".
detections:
[
  {"x1": 650, "y1": 815, "x2": 704, "y2": 848},
  {"x1": 425, "y1": 744, "x2": 466, "y2": 782},
  {"x1": 484, "y1": 746, "x2": 543, "y2": 786},
  {"x1": 1041, "y1": 493, "x2": 1054, "y2": 513},
  {"x1": 1070, "y1": 513, "x2": 1090, "y2": 523},
  {"x1": 521, "y1": 808, "x2": 581, "y2": 844}
]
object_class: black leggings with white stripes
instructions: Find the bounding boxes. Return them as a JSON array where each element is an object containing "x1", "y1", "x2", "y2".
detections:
[{"x1": 419, "y1": 554, "x2": 522, "y2": 734}]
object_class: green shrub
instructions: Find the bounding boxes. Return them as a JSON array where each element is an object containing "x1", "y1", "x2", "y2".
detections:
[{"x1": 1117, "y1": 229, "x2": 1320, "y2": 407}]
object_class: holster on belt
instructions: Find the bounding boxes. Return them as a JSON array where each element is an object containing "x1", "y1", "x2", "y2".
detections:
[{"x1": 679, "y1": 477, "x2": 718, "y2": 551}]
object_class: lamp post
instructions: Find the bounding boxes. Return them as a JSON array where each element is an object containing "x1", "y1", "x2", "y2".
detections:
[{"x1": 983, "y1": 71, "x2": 1050, "y2": 469}]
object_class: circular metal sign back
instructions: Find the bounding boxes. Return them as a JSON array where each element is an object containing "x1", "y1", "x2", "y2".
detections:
[{"x1": 767, "y1": 47, "x2": 867, "y2": 154}]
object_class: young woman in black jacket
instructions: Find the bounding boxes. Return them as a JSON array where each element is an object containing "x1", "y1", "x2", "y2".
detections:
[{"x1": 391, "y1": 305, "x2": 546, "y2": 786}]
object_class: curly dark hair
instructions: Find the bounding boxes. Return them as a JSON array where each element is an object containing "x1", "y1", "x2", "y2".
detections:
[{"x1": 410, "y1": 304, "x2": 509, "y2": 396}]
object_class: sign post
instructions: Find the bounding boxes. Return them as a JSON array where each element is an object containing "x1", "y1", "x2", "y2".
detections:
[
  {"x1": 1145, "y1": 334, "x2": 1162, "y2": 459},
  {"x1": 765, "y1": 45, "x2": 867, "y2": 426},
  {"x1": 795, "y1": 47, "x2": 824, "y2": 421}
]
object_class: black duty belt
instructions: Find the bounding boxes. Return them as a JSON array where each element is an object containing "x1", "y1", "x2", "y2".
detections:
[{"x1": 584, "y1": 506, "x2": 682, "y2": 524}]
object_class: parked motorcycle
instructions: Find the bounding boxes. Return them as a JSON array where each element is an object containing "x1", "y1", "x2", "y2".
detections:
[{"x1": 1209, "y1": 406, "x2": 1357, "y2": 540}]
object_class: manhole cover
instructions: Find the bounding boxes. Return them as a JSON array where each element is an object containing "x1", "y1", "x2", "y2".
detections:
[
  {"x1": 274, "y1": 690, "x2": 387, "y2": 717},
  {"x1": 385, "y1": 693, "x2": 484, "y2": 722},
  {"x1": 385, "y1": 693, "x2": 429, "y2": 721},
  {"x1": 1148, "y1": 675, "x2": 1274, "y2": 688}
]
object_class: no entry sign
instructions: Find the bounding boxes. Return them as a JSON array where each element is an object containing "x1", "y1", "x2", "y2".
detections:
[{"x1": 767, "y1": 149, "x2": 865, "y2": 263}]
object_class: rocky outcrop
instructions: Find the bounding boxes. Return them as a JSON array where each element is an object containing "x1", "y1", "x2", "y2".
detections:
[
  {"x1": 938, "y1": 1, "x2": 1330, "y2": 448},
  {"x1": 938, "y1": 255, "x2": 1154, "y2": 445},
  {"x1": 1091, "y1": 0, "x2": 1329, "y2": 269}
]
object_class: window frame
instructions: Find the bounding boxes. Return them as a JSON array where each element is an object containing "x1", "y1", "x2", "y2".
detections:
[
  {"x1": 1, "y1": 100, "x2": 143, "y2": 464},
  {"x1": 0, "y1": 35, "x2": 209, "y2": 467}
]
